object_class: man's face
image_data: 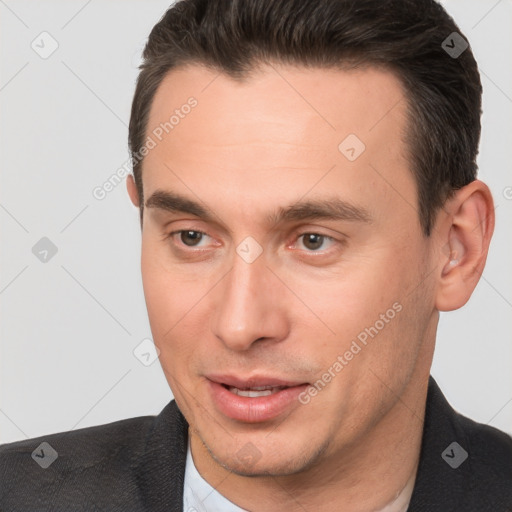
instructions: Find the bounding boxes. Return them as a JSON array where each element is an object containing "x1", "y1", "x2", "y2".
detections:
[{"x1": 135, "y1": 63, "x2": 440, "y2": 475}]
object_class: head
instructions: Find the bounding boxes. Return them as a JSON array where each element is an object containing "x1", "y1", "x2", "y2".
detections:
[{"x1": 126, "y1": 0, "x2": 494, "y2": 477}]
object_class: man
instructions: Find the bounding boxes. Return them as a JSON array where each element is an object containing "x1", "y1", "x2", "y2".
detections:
[{"x1": 1, "y1": 0, "x2": 511, "y2": 510}]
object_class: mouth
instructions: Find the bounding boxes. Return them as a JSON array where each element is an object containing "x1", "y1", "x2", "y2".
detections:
[{"x1": 206, "y1": 375, "x2": 310, "y2": 423}]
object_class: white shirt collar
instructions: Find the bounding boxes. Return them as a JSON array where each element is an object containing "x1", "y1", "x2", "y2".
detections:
[{"x1": 183, "y1": 438, "x2": 248, "y2": 512}]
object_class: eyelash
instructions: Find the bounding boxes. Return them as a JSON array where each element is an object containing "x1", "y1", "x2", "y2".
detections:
[{"x1": 164, "y1": 229, "x2": 338, "y2": 255}]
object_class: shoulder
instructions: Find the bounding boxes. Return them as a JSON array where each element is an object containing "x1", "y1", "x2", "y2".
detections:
[
  {"x1": 0, "y1": 402, "x2": 185, "y2": 511},
  {"x1": 0, "y1": 416, "x2": 154, "y2": 474},
  {"x1": 428, "y1": 378, "x2": 512, "y2": 481},
  {"x1": 455, "y1": 408, "x2": 512, "y2": 485},
  {"x1": 410, "y1": 377, "x2": 512, "y2": 511}
]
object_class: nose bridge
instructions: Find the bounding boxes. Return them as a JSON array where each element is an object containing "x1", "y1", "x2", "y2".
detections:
[{"x1": 211, "y1": 248, "x2": 285, "y2": 351}]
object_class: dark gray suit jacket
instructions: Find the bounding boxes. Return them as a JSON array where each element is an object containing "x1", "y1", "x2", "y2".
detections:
[{"x1": 1, "y1": 376, "x2": 512, "y2": 511}]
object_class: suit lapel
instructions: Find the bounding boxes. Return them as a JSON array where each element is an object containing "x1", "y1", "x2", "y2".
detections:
[{"x1": 136, "y1": 400, "x2": 189, "y2": 512}]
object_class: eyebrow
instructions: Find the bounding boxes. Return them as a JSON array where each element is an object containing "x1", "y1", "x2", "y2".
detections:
[{"x1": 145, "y1": 190, "x2": 372, "y2": 226}]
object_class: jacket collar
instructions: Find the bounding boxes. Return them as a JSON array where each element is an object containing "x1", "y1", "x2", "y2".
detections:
[
  {"x1": 407, "y1": 376, "x2": 472, "y2": 510},
  {"x1": 136, "y1": 399, "x2": 188, "y2": 512}
]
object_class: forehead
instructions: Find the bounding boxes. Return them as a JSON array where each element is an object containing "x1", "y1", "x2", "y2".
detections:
[
  {"x1": 146, "y1": 62, "x2": 408, "y2": 143},
  {"x1": 141, "y1": 63, "x2": 415, "y2": 228}
]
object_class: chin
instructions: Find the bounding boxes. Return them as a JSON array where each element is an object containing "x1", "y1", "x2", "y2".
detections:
[{"x1": 205, "y1": 435, "x2": 330, "y2": 478}]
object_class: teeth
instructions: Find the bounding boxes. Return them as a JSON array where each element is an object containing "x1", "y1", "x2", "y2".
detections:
[{"x1": 228, "y1": 386, "x2": 284, "y2": 397}]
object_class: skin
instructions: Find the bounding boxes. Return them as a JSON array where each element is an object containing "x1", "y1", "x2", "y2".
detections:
[{"x1": 126, "y1": 63, "x2": 494, "y2": 511}]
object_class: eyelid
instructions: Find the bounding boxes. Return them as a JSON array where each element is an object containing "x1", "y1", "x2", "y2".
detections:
[{"x1": 166, "y1": 228, "x2": 209, "y2": 238}]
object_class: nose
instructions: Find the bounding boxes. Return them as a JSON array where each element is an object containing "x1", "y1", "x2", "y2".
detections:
[{"x1": 210, "y1": 248, "x2": 290, "y2": 352}]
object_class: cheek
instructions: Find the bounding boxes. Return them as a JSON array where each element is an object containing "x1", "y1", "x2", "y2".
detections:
[
  {"x1": 140, "y1": 240, "x2": 210, "y2": 367},
  {"x1": 141, "y1": 236, "x2": 188, "y2": 319},
  {"x1": 312, "y1": 261, "x2": 401, "y2": 332},
  {"x1": 308, "y1": 240, "x2": 427, "y2": 366},
  {"x1": 141, "y1": 245, "x2": 187, "y2": 350},
  {"x1": 141, "y1": 252, "x2": 171, "y2": 332}
]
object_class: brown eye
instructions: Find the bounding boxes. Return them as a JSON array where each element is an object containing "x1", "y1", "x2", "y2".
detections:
[
  {"x1": 179, "y1": 230, "x2": 204, "y2": 247},
  {"x1": 300, "y1": 233, "x2": 331, "y2": 251}
]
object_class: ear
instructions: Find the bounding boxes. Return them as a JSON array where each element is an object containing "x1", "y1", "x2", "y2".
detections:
[
  {"x1": 127, "y1": 174, "x2": 140, "y2": 207},
  {"x1": 435, "y1": 179, "x2": 495, "y2": 311}
]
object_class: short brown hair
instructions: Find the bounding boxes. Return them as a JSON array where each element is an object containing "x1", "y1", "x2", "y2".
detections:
[{"x1": 129, "y1": 0, "x2": 482, "y2": 236}]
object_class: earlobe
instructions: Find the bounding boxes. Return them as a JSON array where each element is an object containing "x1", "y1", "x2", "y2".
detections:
[
  {"x1": 435, "y1": 180, "x2": 495, "y2": 311},
  {"x1": 127, "y1": 174, "x2": 140, "y2": 207}
]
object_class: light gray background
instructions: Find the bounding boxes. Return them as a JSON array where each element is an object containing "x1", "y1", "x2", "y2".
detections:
[{"x1": 1, "y1": 0, "x2": 511, "y2": 443}]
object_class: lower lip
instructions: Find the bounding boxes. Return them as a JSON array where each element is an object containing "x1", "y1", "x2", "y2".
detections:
[{"x1": 207, "y1": 380, "x2": 309, "y2": 423}]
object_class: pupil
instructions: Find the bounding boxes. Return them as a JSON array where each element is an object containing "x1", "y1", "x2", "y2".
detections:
[{"x1": 181, "y1": 231, "x2": 202, "y2": 246}]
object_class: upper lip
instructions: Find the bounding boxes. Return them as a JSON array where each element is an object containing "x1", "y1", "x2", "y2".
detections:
[{"x1": 207, "y1": 374, "x2": 309, "y2": 389}]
